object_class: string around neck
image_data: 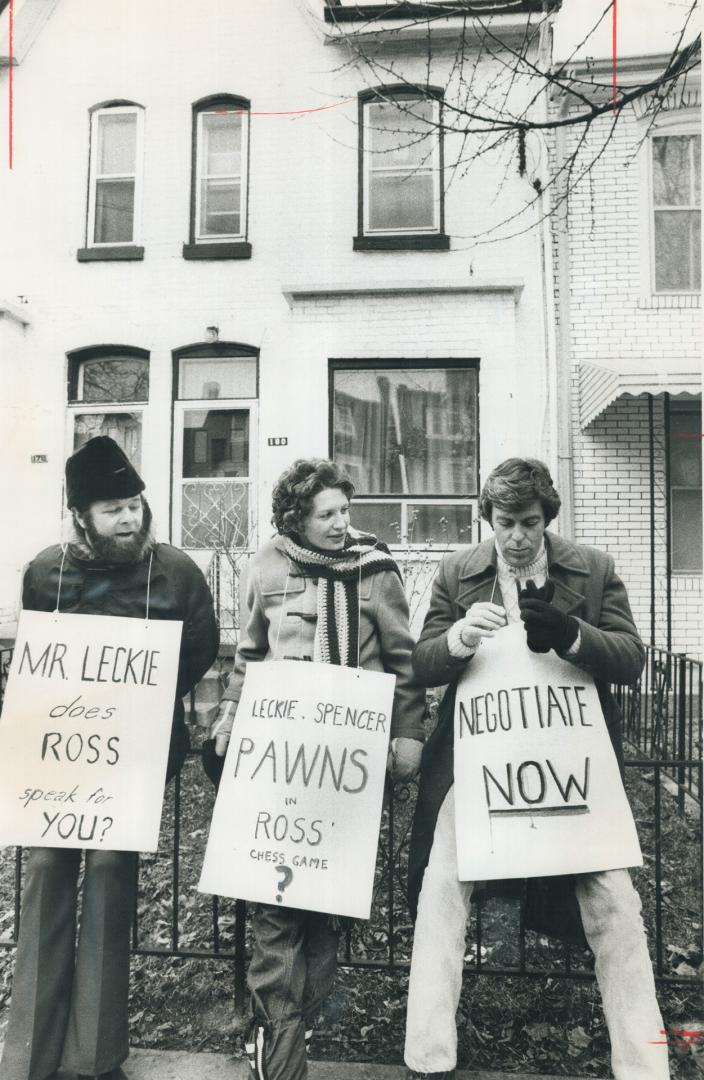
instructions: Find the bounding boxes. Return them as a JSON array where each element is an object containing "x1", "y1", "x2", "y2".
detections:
[
  {"x1": 356, "y1": 553, "x2": 362, "y2": 673},
  {"x1": 274, "y1": 559, "x2": 292, "y2": 660},
  {"x1": 54, "y1": 544, "x2": 68, "y2": 615},
  {"x1": 144, "y1": 549, "x2": 154, "y2": 622}
]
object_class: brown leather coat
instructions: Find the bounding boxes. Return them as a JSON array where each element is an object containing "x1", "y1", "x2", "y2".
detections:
[{"x1": 408, "y1": 531, "x2": 645, "y2": 942}]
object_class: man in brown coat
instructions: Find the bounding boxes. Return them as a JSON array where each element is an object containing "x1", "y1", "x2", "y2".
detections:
[{"x1": 404, "y1": 458, "x2": 669, "y2": 1080}]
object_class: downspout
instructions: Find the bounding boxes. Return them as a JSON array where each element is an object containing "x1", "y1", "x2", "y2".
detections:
[
  {"x1": 553, "y1": 94, "x2": 576, "y2": 540},
  {"x1": 541, "y1": 12, "x2": 575, "y2": 539},
  {"x1": 537, "y1": 15, "x2": 559, "y2": 497}
]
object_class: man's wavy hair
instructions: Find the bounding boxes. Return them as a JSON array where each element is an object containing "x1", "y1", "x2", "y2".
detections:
[
  {"x1": 271, "y1": 459, "x2": 355, "y2": 536},
  {"x1": 479, "y1": 458, "x2": 561, "y2": 526}
]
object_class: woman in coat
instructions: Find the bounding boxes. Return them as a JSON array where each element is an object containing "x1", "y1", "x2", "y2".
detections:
[{"x1": 210, "y1": 457, "x2": 426, "y2": 1080}]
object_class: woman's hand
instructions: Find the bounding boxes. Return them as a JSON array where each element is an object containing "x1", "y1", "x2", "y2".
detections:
[
  {"x1": 387, "y1": 737, "x2": 423, "y2": 782},
  {"x1": 210, "y1": 701, "x2": 237, "y2": 756},
  {"x1": 458, "y1": 601, "x2": 507, "y2": 649}
]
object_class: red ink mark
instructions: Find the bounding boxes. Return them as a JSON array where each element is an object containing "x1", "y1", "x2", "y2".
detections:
[
  {"x1": 612, "y1": 0, "x2": 618, "y2": 112},
  {"x1": 672, "y1": 433, "x2": 704, "y2": 438},
  {"x1": 8, "y1": 0, "x2": 13, "y2": 168},
  {"x1": 650, "y1": 1028, "x2": 704, "y2": 1045},
  {"x1": 213, "y1": 98, "x2": 354, "y2": 118}
]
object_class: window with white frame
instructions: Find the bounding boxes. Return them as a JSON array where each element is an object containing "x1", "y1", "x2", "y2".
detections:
[
  {"x1": 87, "y1": 105, "x2": 144, "y2": 247},
  {"x1": 669, "y1": 403, "x2": 702, "y2": 572},
  {"x1": 331, "y1": 361, "x2": 478, "y2": 546},
  {"x1": 356, "y1": 87, "x2": 446, "y2": 248},
  {"x1": 191, "y1": 96, "x2": 249, "y2": 245},
  {"x1": 67, "y1": 348, "x2": 149, "y2": 469},
  {"x1": 651, "y1": 130, "x2": 700, "y2": 293},
  {"x1": 172, "y1": 347, "x2": 258, "y2": 551}
]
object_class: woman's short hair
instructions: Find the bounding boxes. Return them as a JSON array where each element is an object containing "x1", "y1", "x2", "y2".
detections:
[
  {"x1": 479, "y1": 458, "x2": 561, "y2": 525},
  {"x1": 271, "y1": 459, "x2": 355, "y2": 536}
]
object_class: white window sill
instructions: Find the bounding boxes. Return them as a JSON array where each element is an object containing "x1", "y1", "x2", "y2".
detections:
[{"x1": 637, "y1": 294, "x2": 701, "y2": 309}]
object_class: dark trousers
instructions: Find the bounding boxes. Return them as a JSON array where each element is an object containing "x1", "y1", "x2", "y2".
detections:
[
  {"x1": 248, "y1": 904, "x2": 340, "y2": 1080},
  {"x1": 1, "y1": 846, "x2": 138, "y2": 1080}
]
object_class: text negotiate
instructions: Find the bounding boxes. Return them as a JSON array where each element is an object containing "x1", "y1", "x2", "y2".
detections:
[
  {"x1": 199, "y1": 660, "x2": 395, "y2": 919},
  {"x1": 453, "y1": 623, "x2": 642, "y2": 880},
  {"x1": 0, "y1": 610, "x2": 183, "y2": 852}
]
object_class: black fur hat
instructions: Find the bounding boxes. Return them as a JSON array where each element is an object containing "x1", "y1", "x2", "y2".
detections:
[{"x1": 65, "y1": 436, "x2": 145, "y2": 510}]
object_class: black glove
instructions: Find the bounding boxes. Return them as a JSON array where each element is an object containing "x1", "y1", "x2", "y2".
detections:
[
  {"x1": 518, "y1": 578, "x2": 578, "y2": 654},
  {"x1": 201, "y1": 737, "x2": 225, "y2": 790}
]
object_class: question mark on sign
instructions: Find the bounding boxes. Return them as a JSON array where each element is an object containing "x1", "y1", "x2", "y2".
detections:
[
  {"x1": 100, "y1": 817, "x2": 114, "y2": 842},
  {"x1": 275, "y1": 864, "x2": 293, "y2": 903}
]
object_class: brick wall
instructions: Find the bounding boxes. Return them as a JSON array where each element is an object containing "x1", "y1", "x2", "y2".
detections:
[{"x1": 552, "y1": 95, "x2": 702, "y2": 658}]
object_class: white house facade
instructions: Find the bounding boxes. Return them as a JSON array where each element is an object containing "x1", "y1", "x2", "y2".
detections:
[{"x1": 0, "y1": 0, "x2": 559, "y2": 641}]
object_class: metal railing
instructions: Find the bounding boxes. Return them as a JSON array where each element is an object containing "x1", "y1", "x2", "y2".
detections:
[
  {"x1": 1, "y1": 644, "x2": 702, "y2": 1015},
  {"x1": 614, "y1": 646, "x2": 703, "y2": 810},
  {"x1": 1, "y1": 752, "x2": 701, "y2": 1012}
]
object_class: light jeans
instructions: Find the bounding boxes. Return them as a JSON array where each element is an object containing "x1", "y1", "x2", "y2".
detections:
[{"x1": 405, "y1": 788, "x2": 670, "y2": 1079}]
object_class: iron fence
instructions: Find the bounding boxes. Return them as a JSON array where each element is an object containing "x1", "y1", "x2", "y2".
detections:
[
  {"x1": 0, "y1": 643, "x2": 702, "y2": 1014},
  {"x1": 1, "y1": 752, "x2": 701, "y2": 1012},
  {"x1": 614, "y1": 646, "x2": 703, "y2": 810}
]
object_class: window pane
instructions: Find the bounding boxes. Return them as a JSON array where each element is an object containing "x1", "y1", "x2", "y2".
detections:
[
  {"x1": 368, "y1": 99, "x2": 435, "y2": 164},
  {"x1": 200, "y1": 179, "x2": 241, "y2": 236},
  {"x1": 73, "y1": 412, "x2": 142, "y2": 471},
  {"x1": 652, "y1": 135, "x2": 694, "y2": 206},
  {"x1": 672, "y1": 489, "x2": 703, "y2": 571},
  {"x1": 654, "y1": 210, "x2": 700, "y2": 290},
  {"x1": 333, "y1": 367, "x2": 478, "y2": 496},
  {"x1": 407, "y1": 505, "x2": 475, "y2": 545},
  {"x1": 368, "y1": 172, "x2": 435, "y2": 231},
  {"x1": 79, "y1": 356, "x2": 149, "y2": 403},
  {"x1": 182, "y1": 480, "x2": 249, "y2": 549},
  {"x1": 98, "y1": 113, "x2": 137, "y2": 175},
  {"x1": 349, "y1": 502, "x2": 404, "y2": 545},
  {"x1": 349, "y1": 502, "x2": 474, "y2": 546},
  {"x1": 694, "y1": 136, "x2": 701, "y2": 203},
  {"x1": 670, "y1": 410, "x2": 703, "y2": 488},
  {"x1": 182, "y1": 409, "x2": 249, "y2": 479},
  {"x1": 94, "y1": 179, "x2": 135, "y2": 243},
  {"x1": 178, "y1": 357, "x2": 257, "y2": 399},
  {"x1": 202, "y1": 112, "x2": 242, "y2": 176}
]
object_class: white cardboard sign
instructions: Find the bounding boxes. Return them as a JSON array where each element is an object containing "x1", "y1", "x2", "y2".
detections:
[
  {"x1": 0, "y1": 610, "x2": 183, "y2": 852},
  {"x1": 199, "y1": 660, "x2": 395, "y2": 919},
  {"x1": 453, "y1": 623, "x2": 642, "y2": 880}
]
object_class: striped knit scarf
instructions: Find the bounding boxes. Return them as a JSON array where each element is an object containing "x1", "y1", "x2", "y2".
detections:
[{"x1": 282, "y1": 531, "x2": 401, "y2": 667}]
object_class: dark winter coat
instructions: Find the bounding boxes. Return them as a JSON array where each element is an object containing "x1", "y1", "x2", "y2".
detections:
[
  {"x1": 22, "y1": 541, "x2": 219, "y2": 781},
  {"x1": 408, "y1": 531, "x2": 645, "y2": 944}
]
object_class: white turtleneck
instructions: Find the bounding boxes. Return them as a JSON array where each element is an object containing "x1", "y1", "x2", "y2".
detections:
[
  {"x1": 495, "y1": 541, "x2": 548, "y2": 623},
  {"x1": 447, "y1": 540, "x2": 580, "y2": 658}
]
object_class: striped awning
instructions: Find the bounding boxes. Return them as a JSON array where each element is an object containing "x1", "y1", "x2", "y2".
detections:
[{"x1": 579, "y1": 358, "x2": 702, "y2": 428}]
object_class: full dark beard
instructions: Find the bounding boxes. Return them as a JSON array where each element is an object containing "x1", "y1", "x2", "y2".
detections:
[{"x1": 82, "y1": 500, "x2": 153, "y2": 564}]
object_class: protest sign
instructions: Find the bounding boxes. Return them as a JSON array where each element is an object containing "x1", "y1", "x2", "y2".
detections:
[
  {"x1": 199, "y1": 660, "x2": 395, "y2": 919},
  {"x1": 0, "y1": 610, "x2": 183, "y2": 852},
  {"x1": 454, "y1": 623, "x2": 642, "y2": 880}
]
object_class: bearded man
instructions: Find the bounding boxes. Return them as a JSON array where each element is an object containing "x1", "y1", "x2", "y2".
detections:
[{"x1": 1, "y1": 436, "x2": 218, "y2": 1080}]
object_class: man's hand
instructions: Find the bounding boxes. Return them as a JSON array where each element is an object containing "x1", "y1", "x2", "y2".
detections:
[
  {"x1": 518, "y1": 579, "x2": 578, "y2": 654},
  {"x1": 387, "y1": 737, "x2": 423, "y2": 782},
  {"x1": 210, "y1": 700, "x2": 237, "y2": 756},
  {"x1": 459, "y1": 601, "x2": 507, "y2": 649}
]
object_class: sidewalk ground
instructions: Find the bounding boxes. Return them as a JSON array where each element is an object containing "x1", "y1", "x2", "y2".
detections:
[{"x1": 50, "y1": 1047, "x2": 603, "y2": 1080}]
